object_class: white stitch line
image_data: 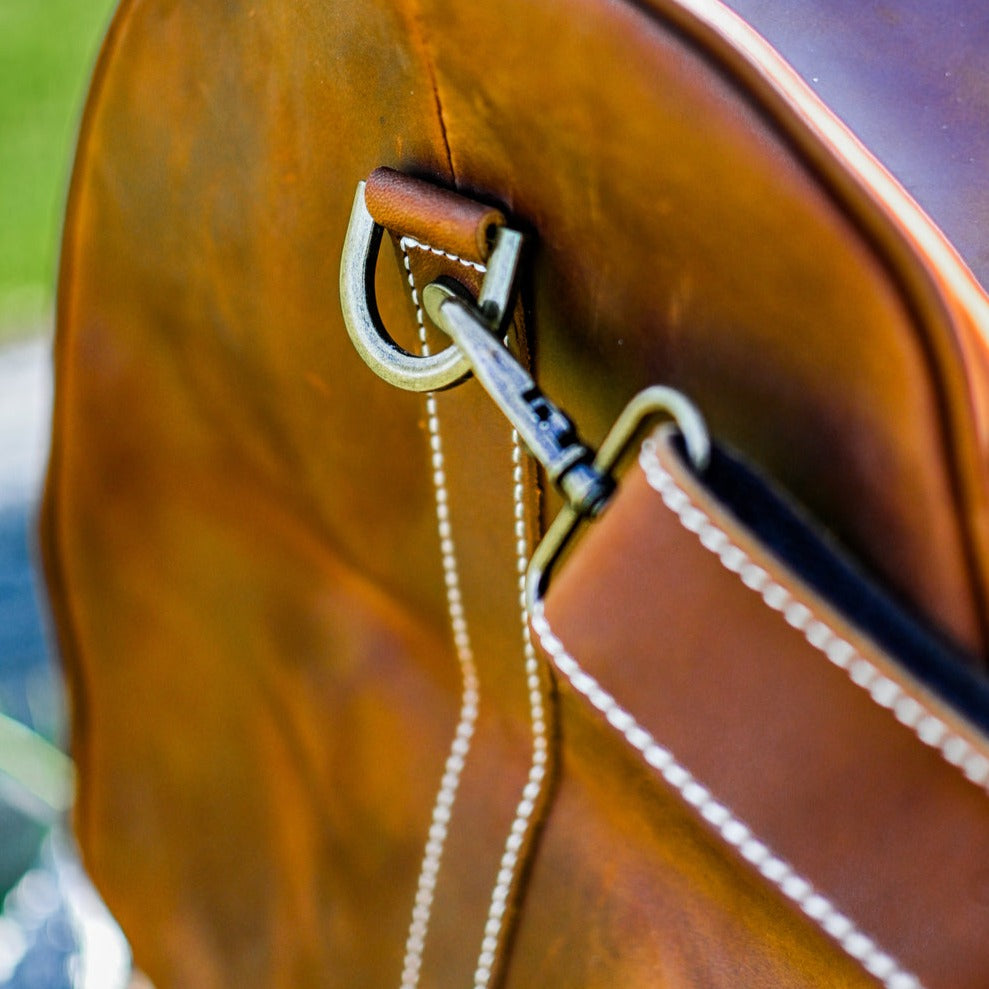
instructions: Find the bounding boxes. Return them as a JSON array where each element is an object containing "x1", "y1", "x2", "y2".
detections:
[
  {"x1": 472, "y1": 432, "x2": 552, "y2": 989},
  {"x1": 398, "y1": 242, "x2": 482, "y2": 989},
  {"x1": 400, "y1": 235, "x2": 486, "y2": 273},
  {"x1": 528, "y1": 603, "x2": 924, "y2": 989},
  {"x1": 637, "y1": 437, "x2": 989, "y2": 793}
]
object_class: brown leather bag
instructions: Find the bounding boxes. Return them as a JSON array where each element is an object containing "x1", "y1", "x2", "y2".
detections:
[{"x1": 43, "y1": 0, "x2": 989, "y2": 986}]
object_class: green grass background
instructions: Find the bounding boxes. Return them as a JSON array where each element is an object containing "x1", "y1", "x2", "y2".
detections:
[{"x1": 0, "y1": 0, "x2": 119, "y2": 341}]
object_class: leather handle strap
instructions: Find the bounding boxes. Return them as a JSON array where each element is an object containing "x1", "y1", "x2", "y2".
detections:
[{"x1": 534, "y1": 427, "x2": 989, "y2": 989}]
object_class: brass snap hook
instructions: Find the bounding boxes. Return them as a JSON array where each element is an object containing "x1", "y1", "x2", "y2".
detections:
[
  {"x1": 339, "y1": 177, "x2": 711, "y2": 612},
  {"x1": 339, "y1": 180, "x2": 523, "y2": 393}
]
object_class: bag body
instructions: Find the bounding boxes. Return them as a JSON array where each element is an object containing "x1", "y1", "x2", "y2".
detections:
[{"x1": 43, "y1": 0, "x2": 989, "y2": 985}]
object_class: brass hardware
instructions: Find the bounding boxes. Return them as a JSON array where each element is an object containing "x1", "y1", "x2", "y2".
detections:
[
  {"x1": 423, "y1": 279, "x2": 614, "y2": 517},
  {"x1": 526, "y1": 389, "x2": 710, "y2": 613},
  {"x1": 339, "y1": 176, "x2": 710, "y2": 598},
  {"x1": 339, "y1": 181, "x2": 524, "y2": 393}
]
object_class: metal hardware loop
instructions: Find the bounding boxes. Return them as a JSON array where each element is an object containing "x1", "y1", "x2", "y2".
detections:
[
  {"x1": 338, "y1": 177, "x2": 712, "y2": 610},
  {"x1": 339, "y1": 181, "x2": 523, "y2": 393},
  {"x1": 526, "y1": 389, "x2": 710, "y2": 613}
]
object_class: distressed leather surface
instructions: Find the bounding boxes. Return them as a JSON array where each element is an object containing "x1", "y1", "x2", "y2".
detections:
[{"x1": 42, "y1": 0, "x2": 989, "y2": 985}]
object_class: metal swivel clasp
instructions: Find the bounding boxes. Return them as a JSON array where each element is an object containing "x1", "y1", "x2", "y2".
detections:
[{"x1": 338, "y1": 176, "x2": 710, "y2": 563}]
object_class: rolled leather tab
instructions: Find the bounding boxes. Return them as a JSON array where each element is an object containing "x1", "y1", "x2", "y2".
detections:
[
  {"x1": 534, "y1": 427, "x2": 989, "y2": 989},
  {"x1": 364, "y1": 166, "x2": 505, "y2": 263}
]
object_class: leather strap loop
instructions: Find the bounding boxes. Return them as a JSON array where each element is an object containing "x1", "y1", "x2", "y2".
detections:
[{"x1": 365, "y1": 167, "x2": 505, "y2": 264}]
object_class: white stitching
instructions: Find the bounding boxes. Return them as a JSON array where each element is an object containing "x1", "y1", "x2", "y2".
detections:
[
  {"x1": 529, "y1": 602, "x2": 924, "y2": 989},
  {"x1": 398, "y1": 242, "x2": 481, "y2": 989},
  {"x1": 396, "y1": 236, "x2": 557, "y2": 985},
  {"x1": 400, "y1": 235, "x2": 486, "y2": 273},
  {"x1": 637, "y1": 436, "x2": 989, "y2": 795},
  {"x1": 398, "y1": 240, "x2": 550, "y2": 988},
  {"x1": 472, "y1": 432, "x2": 552, "y2": 989}
]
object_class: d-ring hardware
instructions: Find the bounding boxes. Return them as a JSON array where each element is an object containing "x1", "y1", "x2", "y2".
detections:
[
  {"x1": 526, "y1": 388, "x2": 710, "y2": 613},
  {"x1": 339, "y1": 177, "x2": 710, "y2": 602},
  {"x1": 339, "y1": 181, "x2": 525, "y2": 393}
]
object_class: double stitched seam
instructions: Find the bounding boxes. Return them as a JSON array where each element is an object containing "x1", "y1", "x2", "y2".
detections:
[
  {"x1": 471, "y1": 431, "x2": 553, "y2": 989},
  {"x1": 398, "y1": 238, "x2": 481, "y2": 989},
  {"x1": 397, "y1": 239, "x2": 552, "y2": 989},
  {"x1": 529, "y1": 600, "x2": 924, "y2": 989},
  {"x1": 638, "y1": 437, "x2": 989, "y2": 793}
]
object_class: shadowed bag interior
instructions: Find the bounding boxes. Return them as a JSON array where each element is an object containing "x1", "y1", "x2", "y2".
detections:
[{"x1": 42, "y1": 0, "x2": 989, "y2": 986}]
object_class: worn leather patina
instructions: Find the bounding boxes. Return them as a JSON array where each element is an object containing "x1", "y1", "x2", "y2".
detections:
[{"x1": 43, "y1": 0, "x2": 989, "y2": 985}]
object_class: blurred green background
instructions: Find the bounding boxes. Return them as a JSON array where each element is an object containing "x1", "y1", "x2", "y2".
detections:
[{"x1": 0, "y1": 0, "x2": 119, "y2": 341}]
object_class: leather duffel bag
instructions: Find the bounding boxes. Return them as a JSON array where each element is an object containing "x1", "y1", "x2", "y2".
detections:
[{"x1": 42, "y1": 0, "x2": 989, "y2": 986}]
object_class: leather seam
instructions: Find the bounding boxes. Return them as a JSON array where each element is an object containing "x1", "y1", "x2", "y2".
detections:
[
  {"x1": 397, "y1": 241, "x2": 481, "y2": 989},
  {"x1": 399, "y1": 239, "x2": 556, "y2": 989},
  {"x1": 404, "y1": 0, "x2": 456, "y2": 181},
  {"x1": 399, "y1": 235, "x2": 486, "y2": 273},
  {"x1": 529, "y1": 600, "x2": 924, "y2": 989},
  {"x1": 638, "y1": 436, "x2": 989, "y2": 793},
  {"x1": 470, "y1": 430, "x2": 554, "y2": 989}
]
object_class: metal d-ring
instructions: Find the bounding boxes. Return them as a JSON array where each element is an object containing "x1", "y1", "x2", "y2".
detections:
[{"x1": 339, "y1": 180, "x2": 524, "y2": 393}]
